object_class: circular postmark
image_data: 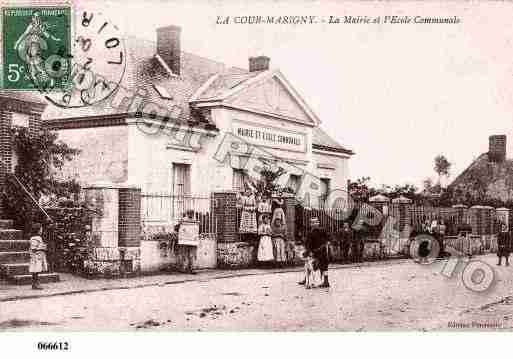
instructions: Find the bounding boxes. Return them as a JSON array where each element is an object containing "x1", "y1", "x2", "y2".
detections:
[
  {"x1": 461, "y1": 260, "x2": 495, "y2": 293},
  {"x1": 410, "y1": 233, "x2": 440, "y2": 264},
  {"x1": 22, "y1": 10, "x2": 127, "y2": 108}
]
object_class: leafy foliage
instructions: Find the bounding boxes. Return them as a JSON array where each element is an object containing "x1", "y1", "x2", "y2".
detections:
[
  {"x1": 45, "y1": 202, "x2": 96, "y2": 273},
  {"x1": 2, "y1": 127, "x2": 81, "y2": 237},
  {"x1": 348, "y1": 177, "x2": 421, "y2": 203},
  {"x1": 245, "y1": 163, "x2": 288, "y2": 196},
  {"x1": 348, "y1": 176, "x2": 374, "y2": 202},
  {"x1": 434, "y1": 154, "x2": 451, "y2": 185}
]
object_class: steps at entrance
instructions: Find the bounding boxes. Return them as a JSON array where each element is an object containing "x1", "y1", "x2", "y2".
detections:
[
  {"x1": 0, "y1": 263, "x2": 30, "y2": 276},
  {"x1": 0, "y1": 219, "x2": 60, "y2": 285},
  {"x1": 0, "y1": 251, "x2": 30, "y2": 263},
  {"x1": 0, "y1": 240, "x2": 30, "y2": 251},
  {"x1": 0, "y1": 220, "x2": 14, "y2": 229},
  {"x1": 0, "y1": 229, "x2": 23, "y2": 241},
  {"x1": 7, "y1": 273, "x2": 60, "y2": 285}
]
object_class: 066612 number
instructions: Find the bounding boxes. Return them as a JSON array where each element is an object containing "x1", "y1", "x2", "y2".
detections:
[{"x1": 37, "y1": 342, "x2": 69, "y2": 351}]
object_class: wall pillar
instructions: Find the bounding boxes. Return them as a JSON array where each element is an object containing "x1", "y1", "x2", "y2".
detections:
[
  {"x1": 213, "y1": 191, "x2": 238, "y2": 243},
  {"x1": 83, "y1": 184, "x2": 141, "y2": 277},
  {"x1": 452, "y1": 204, "x2": 468, "y2": 229},
  {"x1": 496, "y1": 207, "x2": 511, "y2": 229},
  {"x1": 283, "y1": 195, "x2": 296, "y2": 241},
  {"x1": 213, "y1": 191, "x2": 256, "y2": 268}
]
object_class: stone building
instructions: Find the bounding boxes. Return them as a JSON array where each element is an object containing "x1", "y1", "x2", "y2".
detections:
[
  {"x1": 1, "y1": 24, "x2": 354, "y2": 273},
  {"x1": 449, "y1": 135, "x2": 513, "y2": 203},
  {"x1": 43, "y1": 24, "x2": 354, "y2": 218}
]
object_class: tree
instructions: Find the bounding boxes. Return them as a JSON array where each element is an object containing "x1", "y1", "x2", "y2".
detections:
[
  {"x1": 245, "y1": 163, "x2": 287, "y2": 196},
  {"x1": 348, "y1": 176, "x2": 373, "y2": 203},
  {"x1": 434, "y1": 154, "x2": 451, "y2": 187},
  {"x1": 423, "y1": 177, "x2": 433, "y2": 193},
  {"x1": 388, "y1": 183, "x2": 421, "y2": 201},
  {"x1": 2, "y1": 127, "x2": 80, "y2": 236}
]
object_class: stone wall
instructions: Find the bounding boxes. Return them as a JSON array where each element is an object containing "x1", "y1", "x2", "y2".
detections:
[
  {"x1": 140, "y1": 233, "x2": 217, "y2": 272},
  {"x1": 83, "y1": 246, "x2": 141, "y2": 277},
  {"x1": 217, "y1": 241, "x2": 256, "y2": 268}
]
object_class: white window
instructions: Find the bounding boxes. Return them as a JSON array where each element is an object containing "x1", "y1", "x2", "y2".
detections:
[
  {"x1": 154, "y1": 84, "x2": 173, "y2": 100},
  {"x1": 233, "y1": 169, "x2": 246, "y2": 193},
  {"x1": 172, "y1": 163, "x2": 191, "y2": 220},
  {"x1": 288, "y1": 174, "x2": 301, "y2": 193},
  {"x1": 11, "y1": 113, "x2": 30, "y2": 128},
  {"x1": 173, "y1": 163, "x2": 191, "y2": 196},
  {"x1": 320, "y1": 178, "x2": 331, "y2": 206}
]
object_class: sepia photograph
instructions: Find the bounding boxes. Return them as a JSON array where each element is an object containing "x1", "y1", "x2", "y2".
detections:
[{"x1": 1, "y1": 1, "x2": 513, "y2": 352}]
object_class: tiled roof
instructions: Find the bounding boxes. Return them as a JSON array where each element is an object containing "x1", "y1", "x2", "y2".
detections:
[
  {"x1": 312, "y1": 127, "x2": 354, "y2": 155},
  {"x1": 42, "y1": 36, "x2": 233, "y2": 126},
  {"x1": 0, "y1": 90, "x2": 47, "y2": 105},
  {"x1": 0, "y1": 35, "x2": 352, "y2": 155}
]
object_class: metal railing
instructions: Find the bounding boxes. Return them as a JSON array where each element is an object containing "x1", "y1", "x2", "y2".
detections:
[
  {"x1": 8, "y1": 173, "x2": 52, "y2": 222},
  {"x1": 141, "y1": 193, "x2": 217, "y2": 233}
]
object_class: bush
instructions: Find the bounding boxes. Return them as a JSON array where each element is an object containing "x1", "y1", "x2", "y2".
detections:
[{"x1": 44, "y1": 202, "x2": 96, "y2": 273}]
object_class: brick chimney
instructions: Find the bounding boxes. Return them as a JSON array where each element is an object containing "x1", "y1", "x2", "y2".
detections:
[
  {"x1": 157, "y1": 25, "x2": 181, "y2": 75},
  {"x1": 489, "y1": 135, "x2": 507, "y2": 162},
  {"x1": 249, "y1": 56, "x2": 270, "y2": 72}
]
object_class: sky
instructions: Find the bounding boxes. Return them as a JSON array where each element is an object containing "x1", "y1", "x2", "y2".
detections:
[{"x1": 82, "y1": 0, "x2": 513, "y2": 189}]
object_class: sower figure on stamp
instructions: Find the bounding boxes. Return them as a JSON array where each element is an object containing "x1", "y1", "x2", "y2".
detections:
[
  {"x1": 497, "y1": 223, "x2": 511, "y2": 266},
  {"x1": 29, "y1": 222, "x2": 48, "y2": 290},
  {"x1": 14, "y1": 11, "x2": 61, "y2": 88},
  {"x1": 298, "y1": 217, "x2": 331, "y2": 288}
]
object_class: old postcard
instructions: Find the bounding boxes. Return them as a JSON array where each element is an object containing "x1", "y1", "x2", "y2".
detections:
[{"x1": 1, "y1": 0, "x2": 513, "y2": 345}]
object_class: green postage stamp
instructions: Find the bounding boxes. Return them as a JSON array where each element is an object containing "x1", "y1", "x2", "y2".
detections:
[{"x1": 2, "y1": 6, "x2": 71, "y2": 91}]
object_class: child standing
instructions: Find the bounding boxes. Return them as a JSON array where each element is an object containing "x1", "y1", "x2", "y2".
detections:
[
  {"x1": 271, "y1": 217, "x2": 287, "y2": 267},
  {"x1": 29, "y1": 223, "x2": 47, "y2": 290},
  {"x1": 257, "y1": 215, "x2": 274, "y2": 265}
]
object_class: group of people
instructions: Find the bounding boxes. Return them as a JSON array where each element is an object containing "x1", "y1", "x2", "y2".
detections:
[
  {"x1": 238, "y1": 189, "x2": 293, "y2": 266},
  {"x1": 414, "y1": 218, "x2": 448, "y2": 257}
]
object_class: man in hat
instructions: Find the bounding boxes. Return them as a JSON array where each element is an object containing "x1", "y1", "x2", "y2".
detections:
[
  {"x1": 352, "y1": 219, "x2": 366, "y2": 263},
  {"x1": 298, "y1": 217, "x2": 331, "y2": 288},
  {"x1": 497, "y1": 223, "x2": 511, "y2": 266}
]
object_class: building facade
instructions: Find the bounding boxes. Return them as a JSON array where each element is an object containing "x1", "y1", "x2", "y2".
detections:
[{"x1": 42, "y1": 24, "x2": 353, "y2": 226}]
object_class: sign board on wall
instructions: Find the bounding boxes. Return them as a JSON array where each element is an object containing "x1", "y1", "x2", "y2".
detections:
[
  {"x1": 232, "y1": 119, "x2": 307, "y2": 153},
  {"x1": 178, "y1": 220, "x2": 200, "y2": 246}
]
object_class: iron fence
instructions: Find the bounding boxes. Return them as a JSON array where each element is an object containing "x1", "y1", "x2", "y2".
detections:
[{"x1": 141, "y1": 193, "x2": 217, "y2": 234}]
